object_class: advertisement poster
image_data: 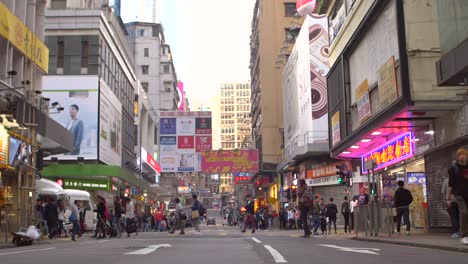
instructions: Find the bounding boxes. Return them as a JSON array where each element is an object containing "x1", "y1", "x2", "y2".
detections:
[
  {"x1": 177, "y1": 136, "x2": 195, "y2": 153},
  {"x1": 381, "y1": 172, "x2": 398, "y2": 203},
  {"x1": 178, "y1": 154, "x2": 198, "y2": 172},
  {"x1": 160, "y1": 154, "x2": 179, "y2": 172},
  {"x1": 43, "y1": 76, "x2": 99, "y2": 160},
  {"x1": 201, "y1": 150, "x2": 259, "y2": 173},
  {"x1": 160, "y1": 136, "x2": 177, "y2": 153},
  {"x1": 0, "y1": 125, "x2": 8, "y2": 167},
  {"x1": 378, "y1": 56, "x2": 399, "y2": 108},
  {"x1": 407, "y1": 184, "x2": 425, "y2": 228},
  {"x1": 177, "y1": 81, "x2": 185, "y2": 111},
  {"x1": 177, "y1": 117, "x2": 195, "y2": 135},
  {"x1": 356, "y1": 79, "x2": 371, "y2": 124},
  {"x1": 308, "y1": 14, "x2": 330, "y2": 143},
  {"x1": 195, "y1": 117, "x2": 212, "y2": 134},
  {"x1": 331, "y1": 111, "x2": 340, "y2": 146},
  {"x1": 196, "y1": 135, "x2": 212, "y2": 152},
  {"x1": 8, "y1": 137, "x2": 32, "y2": 167},
  {"x1": 99, "y1": 80, "x2": 122, "y2": 166},
  {"x1": 160, "y1": 118, "x2": 176, "y2": 135}
]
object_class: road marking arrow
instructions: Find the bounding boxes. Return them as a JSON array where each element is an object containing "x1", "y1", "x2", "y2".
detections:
[
  {"x1": 125, "y1": 244, "x2": 172, "y2": 255},
  {"x1": 264, "y1": 245, "x2": 287, "y2": 263},
  {"x1": 318, "y1": 244, "x2": 381, "y2": 255}
]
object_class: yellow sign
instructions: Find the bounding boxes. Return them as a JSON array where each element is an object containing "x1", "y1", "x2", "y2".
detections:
[
  {"x1": 0, "y1": 125, "x2": 9, "y2": 167},
  {"x1": 0, "y1": 2, "x2": 49, "y2": 73},
  {"x1": 378, "y1": 56, "x2": 398, "y2": 108},
  {"x1": 331, "y1": 111, "x2": 340, "y2": 146},
  {"x1": 355, "y1": 79, "x2": 371, "y2": 124},
  {"x1": 267, "y1": 197, "x2": 277, "y2": 204}
]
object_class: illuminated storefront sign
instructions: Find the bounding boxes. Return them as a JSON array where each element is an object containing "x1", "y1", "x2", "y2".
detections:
[{"x1": 361, "y1": 132, "x2": 414, "y2": 174}]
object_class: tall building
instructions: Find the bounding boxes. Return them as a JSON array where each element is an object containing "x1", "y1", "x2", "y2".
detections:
[
  {"x1": 250, "y1": 0, "x2": 304, "y2": 201},
  {"x1": 126, "y1": 21, "x2": 180, "y2": 201},
  {"x1": 41, "y1": 0, "x2": 157, "y2": 205},
  {"x1": 220, "y1": 83, "x2": 252, "y2": 150},
  {"x1": 0, "y1": 0, "x2": 72, "y2": 235}
]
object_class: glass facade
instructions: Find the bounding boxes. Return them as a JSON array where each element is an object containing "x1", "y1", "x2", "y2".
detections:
[{"x1": 437, "y1": 0, "x2": 468, "y2": 56}]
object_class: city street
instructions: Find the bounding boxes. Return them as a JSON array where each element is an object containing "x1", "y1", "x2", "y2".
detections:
[{"x1": 0, "y1": 216, "x2": 466, "y2": 264}]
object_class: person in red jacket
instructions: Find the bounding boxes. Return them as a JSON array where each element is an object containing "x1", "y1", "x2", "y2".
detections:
[{"x1": 154, "y1": 207, "x2": 164, "y2": 232}]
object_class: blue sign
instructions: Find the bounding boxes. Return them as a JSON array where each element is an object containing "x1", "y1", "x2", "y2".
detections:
[
  {"x1": 407, "y1": 172, "x2": 426, "y2": 185},
  {"x1": 160, "y1": 136, "x2": 176, "y2": 145},
  {"x1": 160, "y1": 118, "x2": 176, "y2": 134}
]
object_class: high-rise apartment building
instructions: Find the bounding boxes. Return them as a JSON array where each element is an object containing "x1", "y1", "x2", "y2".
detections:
[
  {"x1": 250, "y1": 1, "x2": 304, "y2": 173},
  {"x1": 220, "y1": 83, "x2": 252, "y2": 150}
]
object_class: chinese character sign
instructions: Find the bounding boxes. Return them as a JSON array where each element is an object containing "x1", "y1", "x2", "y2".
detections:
[
  {"x1": 201, "y1": 150, "x2": 259, "y2": 173},
  {"x1": 361, "y1": 132, "x2": 415, "y2": 174}
]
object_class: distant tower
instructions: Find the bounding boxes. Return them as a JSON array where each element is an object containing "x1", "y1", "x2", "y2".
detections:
[{"x1": 152, "y1": 0, "x2": 160, "y2": 23}]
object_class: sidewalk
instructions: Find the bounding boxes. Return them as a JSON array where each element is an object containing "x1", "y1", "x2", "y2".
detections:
[
  {"x1": 0, "y1": 235, "x2": 76, "y2": 250},
  {"x1": 352, "y1": 232, "x2": 468, "y2": 253}
]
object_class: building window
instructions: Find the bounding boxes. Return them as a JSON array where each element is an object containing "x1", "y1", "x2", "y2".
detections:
[
  {"x1": 139, "y1": 29, "x2": 145, "y2": 37},
  {"x1": 144, "y1": 48, "x2": 149, "y2": 57},
  {"x1": 81, "y1": 38, "x2": 89, "y2": 68},
  {"x1": 57, "y1": 36, "x2": 64, "y2": 68},
  {"x1": 285, "y1": 28, "x2": 300, "y2": 43},
  {"x1": 284, "y1": 3, "x2": 296, "y2": 17},
  {"x1": 51, "y1": 0, "x2": 66, "y2": 9},
  {"x1": 163, "y1": 64, "x2": 170, "y2": 73},
  {"x1": 142, "y1": 65, "x2": 149, "y2": 75},
  {"x1": 142, "y1": 82, "x2": 149, "y2": 93},
  {"x1": 163, "y1": 81, "x2": 172, "y2": 92},
  {"x1": 162, "y1": 47, "x2": 167, "y2": 55}
]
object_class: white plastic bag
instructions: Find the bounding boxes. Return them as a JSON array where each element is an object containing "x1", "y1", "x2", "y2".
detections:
[{"x1": 26, "y1": 226, "x2": 40, "y2": 240}]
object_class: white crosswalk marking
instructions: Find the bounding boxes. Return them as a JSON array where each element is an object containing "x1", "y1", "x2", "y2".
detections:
[
  {"x1": 124, "y1": 244, "x2": 172, "y2": 255},
  {"x1": 264, "y1": 245, "x2": 287, "y2": 263},
  {"x1": 318, "y1": 244, "x2": 380, "y2": 255}
]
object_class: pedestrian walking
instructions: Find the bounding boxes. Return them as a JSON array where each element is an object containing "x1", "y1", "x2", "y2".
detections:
[
  {"x1": 279, "y1": 207, "x2": 287, "y2": 230},
  {"x1": 319, "y1": 198, "x2": 327, "y2": 234},
  {"x1": 241, "y1": 195, "x2": 256, "y2": 233},
  {"x1": 113, "y1": 196, "x2": 123, "y2": 237},
  {"x1": 311, "y1": 196, "x2": 321, "y2": 235},
  {"x1": 326, "y1": 197, "x2": 338, "y2": 234},
  {"x1": 169, "y1": 198, "x2": 185, "y2": 235},
  {"x1": 442, "y1": 175, "x2": 460, "y2": 237},
  {"x1": 341, "y1": 196, "x2": 351, "y2": 233},
  {"x1": 447, "y1": 148, "x2": 468, "y2": 245},
  {"x1": 45, "y1": 197, "x2": 58, "y2": 239},
  {"x1": 57, "y1": 199, "x2": 68, "y2": 238},
  {"x1": 94, "y1": 196, "x2": 107, "y2": 239},
  {"x1": 154, "y1": 207, "x2": 164, "y2": 232},
  {"x1": 78, "y1": 201, "x2": 85, "y2": 237},
  {"x1": 297, "y1": 179, "x2": 313, "y2": 238},
  {"x1": 191, "y1": 194, "x2": 203, "y2": 232},
  {"x1": 350, "y1": 197, "x2": 358, "y2": 232},
  {"x1": 70, "y1": 200, "x2": 80, "y2": 241},
  {"x1": 125, "y1": 197, "x2": 136, "y2": 237},
  {"x1": 287, "y1": 207, "x2": 295, "y2": 230},
  {"x1": 394, "y1": 180, "x2": 414, "y2": 235}
]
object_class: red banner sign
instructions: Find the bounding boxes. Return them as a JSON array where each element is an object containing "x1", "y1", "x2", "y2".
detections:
[
  {"x1": 177, "y1": 136, "x2": 195, "y2": 149},
  {"x1": 196, "y1": 136, "x2": 212, "y2": 152}
]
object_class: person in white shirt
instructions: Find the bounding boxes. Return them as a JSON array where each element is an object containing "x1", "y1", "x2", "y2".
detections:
[
  {"x1": 350, "y1": 197, "x2": 358, "y2": 232},
  {"x1": 287, "y1": 208, "x2": 295, "y2": 230},
  {"x1": 125, "y1": 197, "x2": 135, "y2": 237}
]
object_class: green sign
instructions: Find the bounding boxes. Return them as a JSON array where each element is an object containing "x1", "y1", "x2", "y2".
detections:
[{"x1": 63, "y1": 178, "x2": 110, "y2": 191}]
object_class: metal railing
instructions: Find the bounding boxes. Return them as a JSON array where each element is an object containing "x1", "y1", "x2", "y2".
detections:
[{"x1": 354, "y1": 202, "x2": 395, "y2": 237}]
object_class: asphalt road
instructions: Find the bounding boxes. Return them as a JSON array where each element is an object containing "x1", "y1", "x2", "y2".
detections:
[{"x1": 1, "y1": 221, "x2": 466, "y2": 264}]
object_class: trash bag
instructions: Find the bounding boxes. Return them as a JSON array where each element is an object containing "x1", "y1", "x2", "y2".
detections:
[{"x1": 26, "y1": 226, "x2": 40, "y2": 240}]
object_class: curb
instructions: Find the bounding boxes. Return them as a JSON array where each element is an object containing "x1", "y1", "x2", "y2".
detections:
[{"x1": 351, "y1": 236, "x2": 468, "y2": 253}]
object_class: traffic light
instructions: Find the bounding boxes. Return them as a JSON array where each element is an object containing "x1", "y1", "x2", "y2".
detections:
[{"x1": 336, "y1": 165, "x2": 345, "y2": 185}]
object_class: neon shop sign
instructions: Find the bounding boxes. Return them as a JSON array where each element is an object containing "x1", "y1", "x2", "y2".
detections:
[{"x1": 361, "y1": 132, "x2": 415, "y2": 174}]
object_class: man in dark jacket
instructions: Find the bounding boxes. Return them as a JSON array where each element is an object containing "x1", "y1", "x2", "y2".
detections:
[
  {"x1": 394, "y1": 180, "x2": 413, "y2": 235},
  {"x1": 241, "y1": 195, "x2": 255, "y2": 233},
  {"x1": 45, "y1": 197, "x2": 58, "y2": 239},
  {"x1": 297, "y1": 179, "x2": 312, "y2": 238},
  {"x1": 447, "y1": 148, "x2": 468, "y2": 245}
]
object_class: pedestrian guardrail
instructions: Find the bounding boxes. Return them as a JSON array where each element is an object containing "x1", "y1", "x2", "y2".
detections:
[{"x1": 354, "y1": 202, "x2": 394, "y2": 237}]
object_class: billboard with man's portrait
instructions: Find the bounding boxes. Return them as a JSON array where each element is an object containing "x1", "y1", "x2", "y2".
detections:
[{"x1": 42, "y1": 76, "x2": 99, "y2": 160}]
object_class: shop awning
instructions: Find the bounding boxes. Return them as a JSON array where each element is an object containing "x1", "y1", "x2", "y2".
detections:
[{"x1": 42, "y1": 164, "x2": 153, "y2": 192}]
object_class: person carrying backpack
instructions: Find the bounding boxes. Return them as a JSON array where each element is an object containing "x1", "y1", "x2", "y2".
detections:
[
  {"x1": 341, "y1": 196, "x2": 351, "y2": 233},
  {"x1": 326, "y1": 197, "x2": 338, "y2": 234},
  {"x1": 297, "y1": 179, "x2": 313, "y2": 238}
]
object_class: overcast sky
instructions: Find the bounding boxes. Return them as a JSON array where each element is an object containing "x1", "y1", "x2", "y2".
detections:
[{"x1": 118, "y1": 0, "x2": 255, "y2": 109}]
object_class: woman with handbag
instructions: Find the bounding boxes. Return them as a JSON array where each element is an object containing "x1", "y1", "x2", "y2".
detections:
[
  {"x1": 169, "y1": 198, "x2": 185, "y2": 235},
  {"x1": 191, "y1": 194, "x2": 202, "y2": 232}
]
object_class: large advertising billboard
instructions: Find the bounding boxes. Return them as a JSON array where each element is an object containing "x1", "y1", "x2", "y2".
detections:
[
  {"x1": 159, "y1": 111, "x2": 212, "y2": 172},
  {"x1": 201, "y1": 150, "x2": 259, "y2": 173},
  {"x1": 43, "y1": 76, "x2": 99, "y2": 160},
  {"x1": 99, "y1": 80, "x2": 122, "y2": 166},
  {"x1": 283, "y1": 15, "x2": 330, "y2": 161}
]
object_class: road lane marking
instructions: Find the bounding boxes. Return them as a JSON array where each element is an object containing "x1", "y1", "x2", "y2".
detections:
[
  {"x1": 264, "y1": 245, "x2": 287, "y2": 263},
  {"x1": 318, "y1": 244, "x2": 380, "y2": 255},
  {"x1": 98, "y1": 239, "x2": 112, "y2": 243},
  {"x1": 0, "y1": 247, "x2": 56, "y2": 256},
  {"x1": 125, "y1": 244, "x2": 172, "y2": 255},
  {"x1": 251, "y1": 237, "x2": 262, "y2": 244}
]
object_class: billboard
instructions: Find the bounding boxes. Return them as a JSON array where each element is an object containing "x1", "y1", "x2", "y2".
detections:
[
  {"x1": 195, "y1": 117, "x2": 212, "y2": 134},
  {"x1": 196, "y1": 136, "x2": 212, "y2": 152},
  {"x1": 160, "y1": 118, "x2": 176, "y2": 135},
  {"x1": 177, "y1": 81, "x2": 185, "y2": 111},
  {"x1": 159, "y1": 111, "x2": 212, "y2": 172},
  {"x1": 99, "y1": 80, "x2": 122, "y2": 166},
  {"x1": 43, "y1": 76, "x2": 99, "y2": 160},
  {"x1": 201, "y1": 150, "x2": 259, "y2": 173},
  {"x1": 177, "y1": 117, "x2": 195, "y2": 135}
]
